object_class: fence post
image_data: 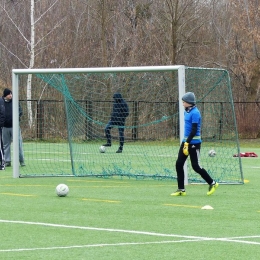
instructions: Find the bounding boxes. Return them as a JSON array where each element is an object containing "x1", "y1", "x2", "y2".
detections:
[
  {"x1": 132, "y1": 101, "x2": 138, "y2": 140},
  {"x1": 37, "y1": 101, "x2": 44, "y2": 139},
  {"x1": 219, "y1": 102, "x2": 223, "y2": 140},
  {"x1": 85, "y1": 100, "x2": 93, "y2": 140}
]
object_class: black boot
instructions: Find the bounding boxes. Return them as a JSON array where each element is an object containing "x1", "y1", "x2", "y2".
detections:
[{"x1": 116, "y1": 146, "x2": 123, "y2": 153}]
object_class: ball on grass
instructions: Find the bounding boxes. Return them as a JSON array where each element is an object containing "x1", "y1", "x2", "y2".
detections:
[
  {"x1": 56, "y1": 184, "x2": 69, "y2": 197},
  {"x1": 208, "y1": 149, "x2": 216, "y2": 157},
  {"x1": 99, "y1": 145, "x2": 106, "y2": 153}
]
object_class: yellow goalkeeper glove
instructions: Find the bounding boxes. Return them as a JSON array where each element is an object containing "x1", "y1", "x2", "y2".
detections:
[{"x1": 183, "y1": 142, "x2": 189, "y2": 156}]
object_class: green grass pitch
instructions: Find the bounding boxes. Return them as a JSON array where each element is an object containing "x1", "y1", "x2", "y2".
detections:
[{"x1": 0, "y1": 143, "x2": 259, "y2": 259}]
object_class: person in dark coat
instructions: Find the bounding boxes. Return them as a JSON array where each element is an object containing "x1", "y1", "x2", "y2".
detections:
[
  {"x1": 2, "y1": 88, "x2": 25, "y2": 167},
  {"x1": 0, "y1": 93, "x2": 5, "y2": 170},
  {"x1": 103, "y1": 92, "x2": 129, "y2": 153}
]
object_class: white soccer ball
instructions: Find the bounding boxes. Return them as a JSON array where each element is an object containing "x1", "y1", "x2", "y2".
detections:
[
  {"x1": 99, "y1": 145, "x2": 106, "y2": 153},
  {"x1": 56, "y1": 184, "x2": 69, "y2": 197},
  {"x1": 208, "y1": 149, "x2": 216, "y2": 157}
]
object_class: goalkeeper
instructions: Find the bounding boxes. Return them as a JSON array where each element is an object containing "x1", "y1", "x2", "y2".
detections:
[
  {"x1": 171, "y1": 92, "x2": 218, "y2": 196},
  {"x1": 103, "y1": 92, "x2": 129, "y2": 153}
]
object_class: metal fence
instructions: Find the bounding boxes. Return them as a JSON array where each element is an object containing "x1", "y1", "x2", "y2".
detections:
[{"x1": 19, "y1": 100, "x2": 260, "y2": 141}]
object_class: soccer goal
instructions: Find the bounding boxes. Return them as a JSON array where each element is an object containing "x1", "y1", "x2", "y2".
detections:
[{"x1": 12, "y1": 66, "x2": 244, "y2": 184}]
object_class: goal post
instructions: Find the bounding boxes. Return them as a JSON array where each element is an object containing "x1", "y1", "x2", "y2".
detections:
[
  {"x1": 11, "y1": 65, "x2": 243, "y2": 184},
  {"x1": 12, "y1": 72, "x2": 20, "y2": 179}
]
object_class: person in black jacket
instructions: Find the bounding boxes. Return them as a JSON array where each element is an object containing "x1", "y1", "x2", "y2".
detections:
[
  {"x1": 2, "y1": 88, "x2": 25, "y2": 167},
  {"x1": 103, "y1": 93, "x2": 129, "y2": 153},
  {"x1": 0, "y1": 94, "x2": 5, "y2": 170}
]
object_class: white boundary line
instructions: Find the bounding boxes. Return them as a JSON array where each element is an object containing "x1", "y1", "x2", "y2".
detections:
[
  {"x1": 0, "y1": 219, "x2": 260, "y2": 253},
  {"x1": 0, "y1": 239, "x2": 207, "y2": 253},
  {"x1": 0, "y1": 219, "x2": 208, "y2": 239}
]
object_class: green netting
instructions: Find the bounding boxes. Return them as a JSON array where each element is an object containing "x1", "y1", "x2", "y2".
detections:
[{"x1": 18, "y1": 67, "x2": 243, "y2": 184}]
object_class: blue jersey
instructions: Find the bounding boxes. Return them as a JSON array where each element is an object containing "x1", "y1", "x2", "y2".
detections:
[{"x1": 182, "y1": 106, "x2": 201, "y2": 144}]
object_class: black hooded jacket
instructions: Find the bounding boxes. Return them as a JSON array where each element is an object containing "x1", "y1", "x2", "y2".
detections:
[
  {"x1": 110, "y1": 93, "x2": 129, "y2": 125},
  {"x1": 3, "y1": 98, "x2": 23, "y2": 128},
  {"x1": 0, "y1": 97, "x2": 5, "y2": 127}
]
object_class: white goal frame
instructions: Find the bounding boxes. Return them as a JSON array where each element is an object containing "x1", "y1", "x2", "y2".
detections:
[{"x1": 12, "y1": 65, "x2": 187, "y2": 181}]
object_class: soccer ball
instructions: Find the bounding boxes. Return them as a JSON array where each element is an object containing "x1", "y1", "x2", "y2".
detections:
[
  {"x1": 99, "y1": 145, "x2": 106, "y2": 153},
  {"x1": 56, "y1": 184, "x2": 69, "y2": 197},
  {"x1": 208, "y1": 149, "x2": 216, "y2": 157}
]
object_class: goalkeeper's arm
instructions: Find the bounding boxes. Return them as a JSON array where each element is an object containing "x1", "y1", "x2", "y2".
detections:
[{"x1": 185, "y1": 123, "x2": 198, "y2": 143}]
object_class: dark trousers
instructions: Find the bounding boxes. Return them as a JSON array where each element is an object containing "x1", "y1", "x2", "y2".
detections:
[
  {"x1": 175, "y1": 142, "x2": 213, "y2": 189},
  {"x1": 0, "y1": 128, "x2": 4, "y2": 168},
  {"x1": 105, "y1": 120, "x2": 125, "y2": 148}
]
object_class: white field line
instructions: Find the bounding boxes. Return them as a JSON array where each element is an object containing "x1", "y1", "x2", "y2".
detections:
[
  {"x1": 29, "y1": 154, "x2": 175, "y2": 158},
  {"x1": 215, "y1": 238, "x2": 260, "y2": 245},
  {"x1": 0, "y1": 239, "x2": 207, "y2": 253},
  {"x1": 0, "y1": 219, "x2": 259, "y2": 254},
  {"x1": 0, "y1": 219, "x2": 208, "y2": 239}
]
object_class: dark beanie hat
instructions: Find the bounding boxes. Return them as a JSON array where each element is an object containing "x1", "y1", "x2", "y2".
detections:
[
  {"x1": 182, "y1": 92, "x2": 196, "y2": 105},
  {"x1": 3, "y1": 88, "x2": 12, "y2": 97}
]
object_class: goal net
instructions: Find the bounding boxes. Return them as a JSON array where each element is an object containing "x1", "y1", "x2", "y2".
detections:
[{"x1": 12, "y1": 66, "x2": 243, "y2": 184}]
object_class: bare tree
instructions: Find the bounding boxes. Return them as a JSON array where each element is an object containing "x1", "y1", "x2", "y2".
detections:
[
  {"x1": 228, "y1": 0, "x2": 260, "y2": 101},
  {"x1": 1, "y1": 0, "x2": 260, "y2": 105},
  {"x1": 151, "y1": 0, "x2": 214, "y2": 65},
  {"x1": 0, "y1": 0, "x2": 66, "y2": 127}
]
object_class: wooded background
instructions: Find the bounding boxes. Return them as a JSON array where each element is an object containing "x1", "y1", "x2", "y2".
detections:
[{"x1": 0, "y1": 0, "x2": 260, "y2": 138}]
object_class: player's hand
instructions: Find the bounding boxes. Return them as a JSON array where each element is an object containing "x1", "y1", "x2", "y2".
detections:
[{"x1": 183, "y1": 142, "x2": 189, "y2": 156}]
